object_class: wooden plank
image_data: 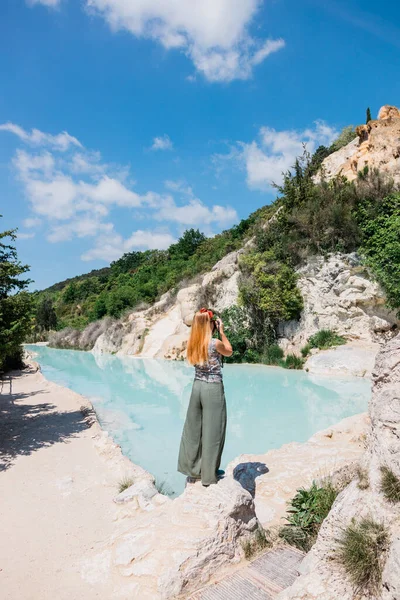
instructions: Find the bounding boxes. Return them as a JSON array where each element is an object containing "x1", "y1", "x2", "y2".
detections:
[
  {"x1": 189, "y1": 547, "x2": 304, "y2": 600},
  {"x1": 190, "y1": 572, "x2": 273, "y2": 600}
]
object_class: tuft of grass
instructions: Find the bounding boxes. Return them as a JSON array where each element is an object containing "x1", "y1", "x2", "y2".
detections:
[
  {"x1": 155, "y1": 479, "x2": 174, "y2": 497},
  {"x1": 242, "y1": 527, "x2": 272, "y2": 560},
  {"x1": 308, "y1": 329, "x2": 346, "y2": 350},
  {"x1": 356, "y1": 467, "x2": 370, "y2": 490},
  {"x1": 280, "y1": 353, "x2": 304, "y2": 370},
  {"x1": 380, "y1": 466, "x2": 400, "y2": 503},
  {"x1": 262, "y1": 344, "x2": 284, "y2": 365},
  {"x1": 336, "y1": 518, "x2": 389, "y2": 594},
  {"x1": 242, "y1": 539, "x2": 253, "y2": 560},
  {"x1": 301, "y1": 343, "x2": 311, "y2": 358},
  {"x1": 279, "y1": 481, "x2": 338, "y2": 552},
  {"x1": 118, "y1": 476, "x2": 135, "y2": 494}
]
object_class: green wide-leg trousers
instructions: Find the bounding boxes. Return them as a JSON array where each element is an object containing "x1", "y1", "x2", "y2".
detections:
[{"x1": 178, "y1": 380, "x2": 227, "y2": 486}]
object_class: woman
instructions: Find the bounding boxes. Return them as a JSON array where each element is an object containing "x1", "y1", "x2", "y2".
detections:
[{"x1": 178, "y1": 308, "x2": 233, "y2": 487}]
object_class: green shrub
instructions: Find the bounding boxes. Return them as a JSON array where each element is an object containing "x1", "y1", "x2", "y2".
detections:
[
  {"x1": 262, "y1": 344, "x2": 284, "y2": 365},
  {"x1": 329, "y1": 126, "x2": 357, "y2": 153},
  {"x1": 281, "y1": 354, "x2": 304, "y2": 370},
  {"x1": 243, "y1": 348, "x2": 261, "y2": 363},
  {"x1": 279, "y1": 481, "x2": 338, "y2": 551},
  {"x1": 357, "y1": 192, "x2": 400, "y2": 314},
  {"x1": 240, "y1": 253, "x2": 303, "y2": 322},
  {"x1": 118, "y1": 476, "x2": 134, "y2": 493},
  {"x1": 308, "y1": 330, "x2": 346, "y2": 350},
  {"x1": 380, "y1": 466, "x2": 400, "y2": 503},
  {"x1": 336, "y1": 518, "x2": 389, "y2": 594},
  {"x1": 155, "y1": 479, "x2": 174, "y2": 497},
  {"x1": 301, "y1": 343, "x2": 311, "y2": 358},
  {"x1": 242, "y1": 527, "x2": 272, "y2": 559},
  {"x1": 356, "y1": 467, "x2": 369, "y2": 490}
]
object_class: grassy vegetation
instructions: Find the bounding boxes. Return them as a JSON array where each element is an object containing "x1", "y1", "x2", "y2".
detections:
[
  {"x1": 279, "y1": 481, "x2": 338, "y2": 552},
  {"x1": 118, "y1": 476, "x2": 135, "y2": 493},
  {"x1": 336, "y1": 518, "x2": 389, "y2": 594},
  {"x1": 380, "y1": 466, "x2": 400, "y2": 503},
  {"x1": 356, "y1": 467, "x2": 370, "y2": 491},
  {"x1": 155, "y1": 479, "x2": 174, "y2": 497},
  {"x1": 29, "y1": 125, "x2": 400, "y2": 364},
  {"x1": 32, "y1": 209, "x2": 268, "y2": 333},
  {"x1": 242, "y1": 527, "x2": 272, "y2": 560},
  {"x1": 308, "y1": 330, "x2": 346, "y2": 350}
]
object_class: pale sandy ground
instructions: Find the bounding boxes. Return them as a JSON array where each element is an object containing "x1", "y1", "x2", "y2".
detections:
[{"x1": 0, "y1": 363, "x2": 137, "y2": 600}]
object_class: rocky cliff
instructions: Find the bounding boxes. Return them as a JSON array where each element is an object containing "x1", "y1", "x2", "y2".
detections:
[
  {"x1": 90, "y1": 249, "x2": 242, "y2": 359},
  {"x1": 86, "y1": 249, "x2": 397, "y2": 377},
  {"x1": 279, "y1": 334, "x2": 400, "y2": 600},
  {"x1": 316, "y1": 105, "x2": 400, "y2": 183},
  {"x1": 49, "y1": 105, "x2": 400, "y2": 369}
]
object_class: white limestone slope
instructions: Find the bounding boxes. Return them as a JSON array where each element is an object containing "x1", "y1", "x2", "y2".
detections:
[
  {"x1": 92, "y1": 250, "x2": 242, "y2": 360},
  {"x1": 279, "y1": 334, "x2": 400, "y2": 600}
]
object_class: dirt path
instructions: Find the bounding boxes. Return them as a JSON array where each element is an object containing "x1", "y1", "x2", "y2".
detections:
[{"x1": 0, "y1": 364, "x2": 134, "y2": 600}]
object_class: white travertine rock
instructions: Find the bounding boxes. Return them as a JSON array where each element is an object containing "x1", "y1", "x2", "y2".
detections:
[
  {"x1": 278, "y1": 254, "x2": 398, "y2": 366},
  {"x1": 225, "y1": 412, "x2": 369, "y2": 530},
  {"x1": 91, "y1": 251, "x2": 242, "y2": 359},
  {"x1": 176, "y1": 283, "x2": 201, "y2": 327},
  {"x1": 81, "y1": 477, "x2": 258, "y2": 599},
  {"x1": 279, "y1": 334, "x2": 400, "y2": 600},
  {"x1": 305, "y1": 343, "x2": 380, "y2": 378}
]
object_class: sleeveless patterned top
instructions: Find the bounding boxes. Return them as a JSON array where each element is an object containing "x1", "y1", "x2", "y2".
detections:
[{"x1": 194, "y1": 338, "x2": 223, "y2": 383}]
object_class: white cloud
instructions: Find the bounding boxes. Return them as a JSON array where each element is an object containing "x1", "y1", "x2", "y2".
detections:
[
  {"x1": 47, "y1": 219, "x2": 114, "y2": 243},
  {"x1": 86, "y1": 0, "x2": 285, "y2": 82},
  {"x1": 82, "y1": 228, "x2": 175, "y2": 262},
  {"x1": 151, "y1": 134, "x2": 173, "y2": 151},
  {"x1": 17, "y1": 232, "x2": 35, "y2": 239},
  {"x1": 14, "y1": 150, "x2": 56, "y2": 178},
  {"x1": 3, "y1": 121, "x2": 238, "y2": 264},
  {"x1": 0, "y1": 122, "x2": 81, "y2": 151},
  {"x1": 155, "y1": 197, "x2": 237, "y2": 228},
  {"x1": 23, "y1": 217, "x2": 42, "y2": 228},
  {"x1": 251, "y1": 38, "x2": 286, "y2": 65},
  {"x1": 164, "y1": 179, "x2": 193, "y2": 196},
  {"x1": 216, "y1": 120, "x2": 338, "y2": 191}
]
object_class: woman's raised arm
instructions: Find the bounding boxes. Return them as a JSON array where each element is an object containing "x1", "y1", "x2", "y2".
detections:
[{"x1": 215, "y1": 319, "x2": 232, "y2": 357}]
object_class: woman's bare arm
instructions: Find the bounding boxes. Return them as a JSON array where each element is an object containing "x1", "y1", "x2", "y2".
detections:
[{"x1": 215, "y1": 320, "x2": 232, "y2": 357}]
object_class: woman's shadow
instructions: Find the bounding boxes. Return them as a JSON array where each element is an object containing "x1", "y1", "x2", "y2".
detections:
[{"x1": 232, "y1": 462, "x2": 269, "y2": 497}]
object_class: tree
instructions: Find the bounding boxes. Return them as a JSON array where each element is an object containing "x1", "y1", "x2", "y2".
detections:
[
  {"x1": 36, "y1": 297, "x2": 57, "y2": 331},
  {"x1": 63, "y1": 281, "x2": 78, "y2": 303},
  {"x1": 329, "y1": 126, "x2": 357, "y2": 153},
  {"x1": 0, "y1": 222, "x2": 33, "y2": 371},
  {"x1": 169, "y1": 229, "x2": 206, "y2": 260},
  {"x1": 366, "y1": 107, "x2": 372, "y2": 123}
]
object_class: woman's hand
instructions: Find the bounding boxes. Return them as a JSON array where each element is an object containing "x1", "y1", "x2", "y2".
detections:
[{"x1": 215, "y1": 320, "x2": 232, "y2": 357}]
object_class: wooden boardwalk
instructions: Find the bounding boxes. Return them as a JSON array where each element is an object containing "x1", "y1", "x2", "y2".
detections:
[{"x1": 189, "y1": 547, "x2": 304, "y2": 600}]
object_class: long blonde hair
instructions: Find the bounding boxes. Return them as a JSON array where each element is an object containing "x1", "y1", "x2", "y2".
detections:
[{"x1": 187, "y1": 311, "x2": 212, "y2": 366}]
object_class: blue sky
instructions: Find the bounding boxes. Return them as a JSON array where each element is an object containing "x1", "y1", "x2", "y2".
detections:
[{"x1": 1, "y1": 0, "x2": 399, "y2": 290}]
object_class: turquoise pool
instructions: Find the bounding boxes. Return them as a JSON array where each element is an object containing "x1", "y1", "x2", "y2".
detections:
[{"x1": 27, "y1": 345, "x2": 370, "y2": 496}]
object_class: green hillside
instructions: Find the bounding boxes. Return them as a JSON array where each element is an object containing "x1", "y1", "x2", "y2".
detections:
[{"x1": 31, "y1": 130, "x2": 400, "y2": 362}]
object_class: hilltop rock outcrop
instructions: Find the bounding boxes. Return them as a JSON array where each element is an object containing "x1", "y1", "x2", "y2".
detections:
[{"x1": 316, "y1": 104, "x2": 400, "y2": 183}]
